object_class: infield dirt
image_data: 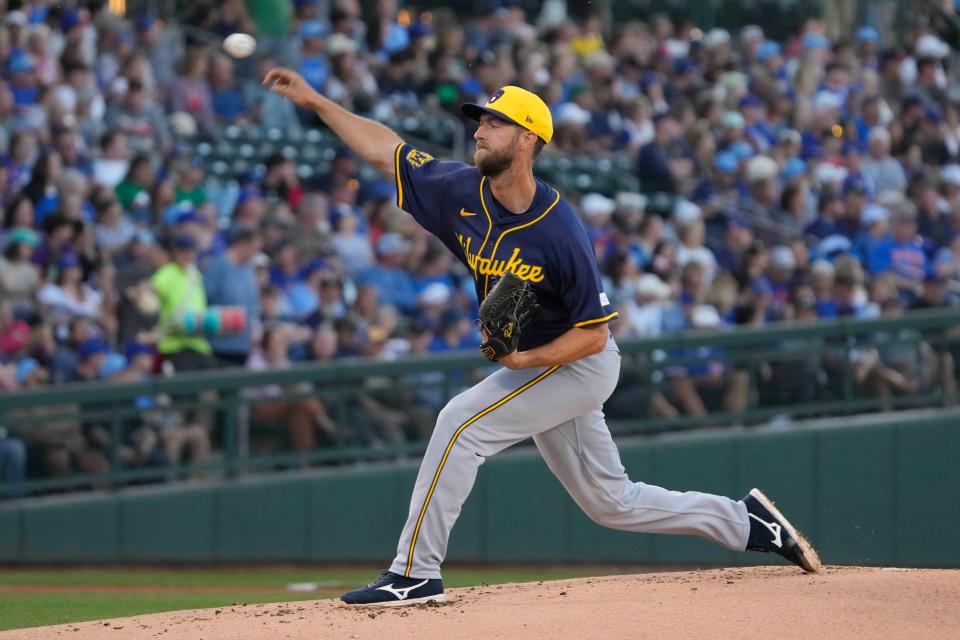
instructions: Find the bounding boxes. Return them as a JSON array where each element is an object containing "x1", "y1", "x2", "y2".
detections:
[{"x1": 4, "y1": 566, "x2": 958, "y2": 640}]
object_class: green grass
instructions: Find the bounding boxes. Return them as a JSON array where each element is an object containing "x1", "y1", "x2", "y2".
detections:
[
  {"x1": 0, "y1": 592, "x2": 322, "y2": 632},
  {"x1": 0, "y1": 565, "x2": 638, "y2": 631}
]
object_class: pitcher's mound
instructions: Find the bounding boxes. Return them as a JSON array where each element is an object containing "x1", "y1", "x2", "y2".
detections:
[{"x1": 7, "y1": 566, "x2": 959, "y2": 640}]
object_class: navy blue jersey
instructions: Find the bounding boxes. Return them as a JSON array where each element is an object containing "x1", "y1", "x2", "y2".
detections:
[{"x1": 393, "y1": 143, "x2": 617, "y2": 350}]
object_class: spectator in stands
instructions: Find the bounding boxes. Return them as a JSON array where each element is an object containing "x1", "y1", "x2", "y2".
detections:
[
  {"x1": 91, "y1": 132, "x2": 130, "y2": 189},
  {"x1": 121, "y1": 342, "x2": 212, "y2": 467},
  {"x1": 36, "y1": 252, "x2": 103, "y2": 330},
  {"x1": 93, "y1": 189, "x2": 137, "y2": 254},
  {"x1": 247, "y1": 326, "x2": 337, "y2": 455},
  {"x1": 637, "y1": 112, "x2": 687, "y2": 195},
  {"x1": 114, "y1": 153, "x2": 155, "y2": 215},
  {"x1": 872, "y1": 208, "x2": 928, "y2": 298},
  {"x1": 208, "y1": 52, "x2": 248, "y2": 124},
  {"x1": 359, "y1": 233, "x2": 417, "y2": 315},
  {"x1": 0, "y1": 227, "x2": 41, "y2": 313},
  {"x1": 203, "y1": 228, "x2": 262, "y2": 367},
  {"x1": 152, "y1": 233, "x2": 214, "y2": 372},
  {"x1": 104, "y1": 79, "x2": 171, "y2": 155},
  {"x1": 863, "y1": 126, "x2": 907, "y2": 195},
  {"x1": 168, "y1": 47, "x2": 216, "y2": 134},
  {"x1": 0, "y1": 424, "x2": 27, "y2": 497}
]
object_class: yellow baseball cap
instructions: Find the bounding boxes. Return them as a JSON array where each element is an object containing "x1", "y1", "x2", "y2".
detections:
[{"x1": 461, "y1": 86, "x2": 553, "y2": 144}]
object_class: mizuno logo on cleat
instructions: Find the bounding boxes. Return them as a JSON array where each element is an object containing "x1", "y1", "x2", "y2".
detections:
[
  {"x1": 376, "y1": 580, "x2": 428, "y2": 600},
  {"x1": 749, "y1": 513, "x2": 783, "y2": 548}
]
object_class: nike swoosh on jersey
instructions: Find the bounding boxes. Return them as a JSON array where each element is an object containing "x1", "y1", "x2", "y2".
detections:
[{"x1": 459, "y1": 208, "x2": 477, "y2": 217}]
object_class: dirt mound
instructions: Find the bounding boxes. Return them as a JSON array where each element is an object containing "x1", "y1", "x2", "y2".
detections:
[{"x1": 6, "y1": 566, "x2": 959, "y2": 640}]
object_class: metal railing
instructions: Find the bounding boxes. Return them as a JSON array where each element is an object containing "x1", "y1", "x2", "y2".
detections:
[{"x1": 2, "y1": 308, "x2": 959, "y2": 497}]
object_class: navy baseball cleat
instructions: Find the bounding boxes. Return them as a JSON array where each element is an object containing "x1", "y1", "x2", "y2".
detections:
[
  {"x1": 744, "y1": 488, "x2": 822, "y2": 573},
  {"x1": 340, "y1": 571, "x2": 445, "y2": 607}
]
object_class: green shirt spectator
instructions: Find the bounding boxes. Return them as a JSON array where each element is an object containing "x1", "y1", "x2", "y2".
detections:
[{"x1": 152, "y1": 235, "x2": 212, "y2": 356}]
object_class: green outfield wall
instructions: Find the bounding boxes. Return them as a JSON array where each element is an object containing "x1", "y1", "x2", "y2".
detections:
[{"x1": 1, "y1": 408, "x2": 958, "y2": 567}]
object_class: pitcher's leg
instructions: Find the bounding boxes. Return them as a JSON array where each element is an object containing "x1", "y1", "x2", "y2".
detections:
[
  {"x1": 533, "y1": 410, "x2": 750, "y2": 550},
  {"x1": 389, "y1": 365, "x2": 567, "y2": 578}
]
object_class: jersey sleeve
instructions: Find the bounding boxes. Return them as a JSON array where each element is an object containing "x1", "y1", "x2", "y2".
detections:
[
  {"x1": 393, "y1": 142, "x2": 469, "y2": 239},
  {"x1": 558, "y1": 217, "x2": 618, "y2": 328}
]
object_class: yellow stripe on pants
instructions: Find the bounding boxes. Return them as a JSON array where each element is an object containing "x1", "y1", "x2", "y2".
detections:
[{"x1": 404, "y1": 365, "x2": 562, "y2": 576}]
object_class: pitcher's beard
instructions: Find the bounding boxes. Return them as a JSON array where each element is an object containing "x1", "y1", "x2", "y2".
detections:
[{"x1": 476, "y1": 145, "x2": 515, "y2": 177}]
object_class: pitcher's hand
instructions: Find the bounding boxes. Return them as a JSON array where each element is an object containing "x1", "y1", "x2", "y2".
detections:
[{"x1": 263, "y1": 67, "x2": 320, "y2": 110}]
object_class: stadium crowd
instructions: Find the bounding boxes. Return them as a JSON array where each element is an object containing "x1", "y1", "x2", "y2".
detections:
[{"x1": 1, "y1": 0, "x2": 960, "y2": 485}]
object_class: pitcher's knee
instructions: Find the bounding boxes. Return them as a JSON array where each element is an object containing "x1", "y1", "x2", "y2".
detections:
[
  {"x1": 580, "y1": 495, "x2": 635, "y2": 528},
  {"x1": 434, "y1": 396, "x2": 474, "y2": 437}
]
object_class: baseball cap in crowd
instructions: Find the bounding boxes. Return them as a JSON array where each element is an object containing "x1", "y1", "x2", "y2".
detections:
[
  {"x1": 861, "y1": 203, "x2": 890, "y2": 226},
  {"x1": 782, "y1": 158, "x2": 807, "y2": 179},
  {"x1": 741, "y1": 25, "x2": 764, "y2": 44},
  {"x1": 8, "y1": 53, "x2": 35, "y2": 74},
  {"x1": 580, "y1": 193, "x2": 616, "y2": 218},
  {"x1": 360, "y1": 179, "x2": 396, "y2": 203},
  {"x1": 299, "y1": 20, "x2": 326, "y2": 39},
  {"x1": 925, "y1": 106, "x2": 944, "y2": 123},
  {"x1": 376, "y1": 232, "x2": 410, "y2": 256},
  {"x1": 941, "y1": 165, "x2": 960, "y2": 187},
  {"x1": 4, "y1": 10, "x2": 26, "y2": 27},
  {"x1": 673, "y1": 199, "x2": 702, "y2": 224},
  {"x1": 738, "y1": 95, "x2": 763, "y2": 109},
  {"x1": 714, "y1": 151, "x2": 738, "y2": 174},
  {"x1": 15, "y1": 358, "x2": 39, "y2": 385},
  {"x1": 418, "y1": 282, "x2": 452, "y2": 307},
  {"x1": 802, "y1": 33, "x2": 831, "y2": 50},
  {"x1": 856, "y1": 26, "x2": 880, "y2": 43},
  {"x1": 124, "y1": 342, "x2": 154, "y2": 361},
  {"x1": 61, "y1": 9, "x2": 83, "y2": 31},
  {"x1": 408, "y1": 21, "x2": 432, "y2": 40},
  {"x1": 756, "y1": 41, "x2": 781, "y2": 62},
  {"x1": 133, "y1": 228, "x2": 156, "y2": 246},
  {"x1": 703, "y1": 28, "x2": 730, "y2": 49},
  {"x1": 690, "y1": 304, "x2": 722, "y2": 329},
  {"x1": 461, "y1": 86, "x2": 554, "y2": 143},
  {"x1": 729, "y1": 141, "x2": 754, "y2": 161},
  {"x1": 78, "y1": 338, "x2": 109, "y2": 361},
  {"x1": 746, "y1": 156, "x2": 779, "y2": 183},
  {"x1": 135, "y1": 13, "x2": 156, "y2": 32},
  {"x1": 326, "y1": 33, "x2": 358, "y2": 56},
  {"x1": 100, "y1": 352, "x2": 128, "y2": 378},
  {"x1": 635, "y1": 274, "x2": 671, "y2": 300},
  {"x1": 915, "y1": 34, "x2": 950, "y2": 59},
  {"x1": 171, "y1": 233, "x2": 197, "y2": 251},
  {"x1": 817, "y1": 234, "x2": 853, "y2": 260},
  {"x1": 615, "y1": 192, "x2": 647, "y2": 211},
  {"x1": 301, "y1": 257, "x2": 329, "y2": 277},
  {"x1": 7, "y1": 227, "x2": 39, "y2": 246},
  {"x1": 175, "y1": 210, "x2": 203, "y2": 225},
  {"x1": 770, "y1": 246, "x2": 797, "y2": 270}
]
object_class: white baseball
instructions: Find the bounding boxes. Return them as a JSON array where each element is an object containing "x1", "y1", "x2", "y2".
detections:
[{"x1": 223, "y1": 33, "x2": 257, "y2": 59}]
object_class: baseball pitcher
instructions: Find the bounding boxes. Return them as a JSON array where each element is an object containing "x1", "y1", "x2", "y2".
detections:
[{"x1": 264, "y1": 68, "x2": 821, "y2": 607}]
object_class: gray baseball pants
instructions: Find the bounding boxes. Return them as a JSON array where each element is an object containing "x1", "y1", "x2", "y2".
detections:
[{"x1": 389, "y1": 334, "x2": 750, "y2": 579}]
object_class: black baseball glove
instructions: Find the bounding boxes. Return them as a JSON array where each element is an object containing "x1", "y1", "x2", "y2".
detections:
[{"x1": 478, "y1": 272, "x2": 540, "y2": 362}]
